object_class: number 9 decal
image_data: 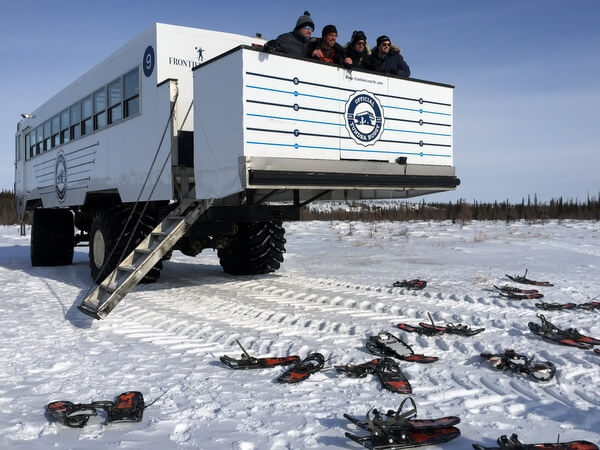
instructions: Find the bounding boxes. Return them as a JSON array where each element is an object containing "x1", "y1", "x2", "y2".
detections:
[{"x1": 143, "y1": 45, "x2": 155, "y2": 77}]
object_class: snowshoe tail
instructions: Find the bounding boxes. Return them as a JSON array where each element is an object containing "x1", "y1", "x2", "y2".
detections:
[
  {"x1": 220, "y1": 354, "x2": 300, "y2": 369},
  {"x1": 277, "y1": 352, "x2": 325, "y2": 383},
  {"x1": 499, "y1": 291, "x2": 544, "y2": 300},
  {"x1": 106, "y1": 391, "x2": 144, "y2": 423},
  {"x1": 400, "y1": 354, "x2": 438, "y2": 363},
  {"x1": 375, "y1": 358, "x2": 412, "y2": 394},
  {"x1": 335, "y1": 359, "x2": 379, "y2": 378},
  {"x1": 346, "y1": 427, "x2": 460, "y2": 449}
]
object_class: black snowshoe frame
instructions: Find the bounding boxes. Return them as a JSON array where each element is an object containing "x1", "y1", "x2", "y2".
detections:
[
  {"x1": 480, "y1": 349, "x2": 556, "y2": 382},
  {"x1": 366, "y1": 332, "x2": 438, "y2": 363},
  {"x1": 344, "y1": 398, "x2": 461, "y2": 449},
  {"x1": 506, "y1": 269, "x2": 553, "y2": 286},
  {"x1": 397, "y1": 312, "x2": 484, "y2": 337},
  {"x1": 277, "y1": 352, "x2": 325, "y2": 383}
]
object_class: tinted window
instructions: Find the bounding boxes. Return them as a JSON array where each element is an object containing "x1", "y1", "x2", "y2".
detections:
[
  {"x1": 108, "y1": 79, "x2": 121, "y2": 107},
  {"x1": 123, "y1": 68, "x2": 139, "y2": 99},
  {"x1": 70, "y1": 102, "x2": 81, "y2": 124},
  {"x1": 82, "y1": 96, "x2": 92, "y2": 118}
]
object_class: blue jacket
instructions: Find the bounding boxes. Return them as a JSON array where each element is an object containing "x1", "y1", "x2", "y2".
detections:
[
  {"x1": 264, "y1": 30, "x2": 311, "y2": 58},
  {"x1": 366, "y1": 46, "x2": 410, "y2": 77}
]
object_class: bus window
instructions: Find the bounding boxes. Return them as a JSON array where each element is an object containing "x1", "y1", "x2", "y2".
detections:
[
  {"x1": 108, "y1": 78, "x2": 122, "y2": 124},
  {"x1": 51, "y1": 114, "x2": 60, "y2": 148},
  {"x1": 43, "y1": 120, "x2": 51, "y2": 152},
  {"x1": 81, "y1": 96, "x2": 92, "y2": 135},
  {"x1": 60, "y1": 108, "x2": 70, "y2": 144},
  {"x1": 94, "y1": 87, "x2": 106, "y2": 130},
  {"x1": 71, "y1": 101, "x2": 82, "y2": 139},
  {"x1": 123, "y1": 68, "x2": 140, "y2": 118},
  {"x1": 25, "y1": 133, "x2": 30, "y2": 160},
  {"x1": 35, "y1": 125, "x2": 43, "y2": 155}
]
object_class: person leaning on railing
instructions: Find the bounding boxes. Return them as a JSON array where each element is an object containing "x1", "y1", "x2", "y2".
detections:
[
  {"x1": 365, "y1": 35, "x2": 411, "y2": 77},
  {"x1": 263, "y1": 10, "x2": 315, "y2": 57},
  {"x1": 307, "y1": 24, "x2": 352, "y2": 67}
]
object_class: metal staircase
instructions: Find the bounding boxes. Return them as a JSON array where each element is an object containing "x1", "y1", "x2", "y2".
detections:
[{"x1": 78, "y1": 199, "x2": 212, "y2": 319}]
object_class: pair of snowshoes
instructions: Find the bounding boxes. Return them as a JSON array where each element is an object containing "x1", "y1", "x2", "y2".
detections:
[
  {"x1": 336, "y1": 358, "x2": 412, "y2": 394},
  {"x1": 47, "y1": 391, "x2": 144, "y2": 427},
  {"x1": 366, "y1": 332, "x2": 438, "y2": 363},
  {"x1": 494, "y1": 285, "x2": 544, "y2": 300},
  {"x1": 506, "y1": 269, "x2": 553, "y2": 287},
  {"x1": 528, "y1": 314, "x2": 600, "y2": 349},
  {"x1": 392, "y1": 279, "x2": 427, "y2": 290},
  {"x1": 473, "y1": 433, "x2": 598, "y2": 449},
  {"x1": 344, "y1": 397, "x2": 461, "y2": 449},
  {"x1": 480, "y1": 349, "x2": 555, "y2": 382}
]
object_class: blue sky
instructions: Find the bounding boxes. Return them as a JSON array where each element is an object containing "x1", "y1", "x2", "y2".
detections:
[{"x1": 1, "y1": 0, "x2": 598, "y2": 202}]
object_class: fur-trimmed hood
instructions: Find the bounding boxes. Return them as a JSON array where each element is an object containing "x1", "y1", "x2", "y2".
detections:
[
  {"x1": 373, "y1": 43, "x2": 401, "y2": 55},
  {"x1": 344, "y1": 41, "x2": 372, "y2": 56}
]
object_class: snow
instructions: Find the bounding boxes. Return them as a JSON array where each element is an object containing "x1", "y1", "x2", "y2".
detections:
[{"x1": 0, "y1": 220, "x2": 599, "y2": 449}]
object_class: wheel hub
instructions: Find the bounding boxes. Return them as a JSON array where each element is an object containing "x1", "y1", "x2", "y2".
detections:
[{"x1": 92, "y1": 229, "x2": 106, "y2": 269}]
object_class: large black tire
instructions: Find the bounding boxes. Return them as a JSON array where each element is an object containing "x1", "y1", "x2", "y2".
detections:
[
  {"x1": 218, "y1": 221, "x2": 286, "y2": 275},
  {"x1": 30, "y1": 209, "x2": 75, "y2": 266},
  {"x1": 89, "y1": 206, "x2": 162, "y2": 284}
]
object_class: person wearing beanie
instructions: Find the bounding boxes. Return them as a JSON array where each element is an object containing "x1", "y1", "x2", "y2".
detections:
[
  {"x1": 344, "y1": 30, "x2": 370, "y2": 69},
  {"x1": 307, "y1": 24, "x2": 351, "y2": 66},
  {"x1": 365, "y1": 35, "x2": 410, "y2": 77},
  {"x1": 263, "y1": 11, "x2": 314, "y2": 57}
]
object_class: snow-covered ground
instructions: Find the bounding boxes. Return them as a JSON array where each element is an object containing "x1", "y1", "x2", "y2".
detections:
[{"x1": 0, "y1": 220, "x2": 599, "y2": 449}]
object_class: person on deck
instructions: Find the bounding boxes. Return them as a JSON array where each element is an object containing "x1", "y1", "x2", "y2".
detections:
[
  {"x1": 307, "y1": 24, "x2": 352, "y2": 66},
  {"x1": 263, "y1": 11, "x2": 314, "y2": 57},
  {"x1": 366, "y1": 35, "x2": 410, "y2": 77}
]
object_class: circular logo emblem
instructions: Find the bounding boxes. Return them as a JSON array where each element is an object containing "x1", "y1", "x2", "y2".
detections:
[
  {"x1": 143, "y1": 45, "x2": 155, "y2": 77},
  {"x1": 345, "y1": 90, "x2": 385, "y2": 146},
  {"x1": 55, "y1": 152, "x2": 67, "y2": 202}
]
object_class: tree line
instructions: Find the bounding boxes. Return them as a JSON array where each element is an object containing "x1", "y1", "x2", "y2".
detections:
[{"x1": 0, "y1": 190, "x2": 598, "y2": 225}]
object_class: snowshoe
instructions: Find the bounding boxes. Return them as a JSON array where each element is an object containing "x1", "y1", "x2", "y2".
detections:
[
  {"x1": 366, "y1": 332, "x2": 438, "y2": 363},
  {"x1": 335, "y1": 359, "x2": 380, "y2": 378},
  {"x1": 220, "y1": 339, "x2": 301, "y2": 369},
  {"x1": 498, "y1": 291, "x2": 544, "y2": 300},
  {"x1": 418, "y1": 313, "x2": 484, "y2": 337},
  {"x1": 345, "y1": 398, "x2": 460, "y2": 449},
  {"x1": 480, "y1": 349, "x2": 556, "y2": 382},
  {"x1": 473, "y1": 432, "x2": 598, "y2": 449},
  {"x1": 494, "y1": 285, "x2": 540, "y2": 295},
  {"x1": 47, "y1": 401, "x2": 99, "y2": 428},
  {"x1": 344, "y1": 397, "x2": 460, "y2": 432},
  {"x1": 528, "y1": 314, "x2": 598, "y2": 349},
  {"x1": 578, "y1": 301, "x2": 600, "y2": 310},
  {"x1": 375, "y1": 358, "x2": 412, "y2": 394},
  {"x1": 396, "y1": 323, "x2": 443, "y2": 336},
  {"x1": 277, "y1": 352, "x2": 325, "y2": 383},
  {"x1": 392, "y1": 279, "x2": 427, "y2": 290},
  {"x1": 106, "y1": 391, "x2": 144, "y2": 423},
  {"x1": 535, "y1": 302, "x2": 577, "y2": 311},
  {"x1": 220, "y1": 354, "x2": 300, "y2": 369},
  {"x1": 506, "y1": 269, "x2": 553, "y2": 286}
]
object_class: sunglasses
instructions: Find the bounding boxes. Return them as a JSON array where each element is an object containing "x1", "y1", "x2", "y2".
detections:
[
  {"x1": 304, "y1": 25, "x2": 313, "y2": 31},
  {"x1": 381, "y1": 42, "x2": 391, "y2": 47},
  {"x1": 355, "y1": 41, "x2": 366, "y2": 46}
]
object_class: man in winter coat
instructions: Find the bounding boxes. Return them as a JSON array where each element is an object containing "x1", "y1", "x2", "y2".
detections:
[
  {"x1": 307, "y1": 25, "x2": 352, "y2": 66},
  {"x1": 263, "y1": 11, "x2": 314, "y2": 57},
  {"x1": 366, "y1": 35, "x2": 410, "y2": 77},
  {"x1": 344, "y1": 30, "x2": 370, "y2": 69}
]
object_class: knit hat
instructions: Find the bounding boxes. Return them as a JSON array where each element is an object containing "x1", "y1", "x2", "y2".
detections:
[
  {"x1": 376, "y1": 35, "x2": 391, "y2": 47},
  {"x1": 351, "y1": 30, "x2": 367, "y2": 46},
  {"x1": 295, "y1": 11, "x2": 314, "y2": 31},
  {"x1": 322, "y1": 24, "x2": 338, "y2": 37}
]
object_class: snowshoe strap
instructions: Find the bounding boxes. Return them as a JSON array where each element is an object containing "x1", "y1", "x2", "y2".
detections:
[{"x1": 393, "y1": 397, "x2": 417, "y2": 422}]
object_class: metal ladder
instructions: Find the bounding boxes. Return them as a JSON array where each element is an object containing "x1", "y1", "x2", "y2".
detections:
[{"x1": 78, "y1": 198, "x2": 212, "y2": 319}]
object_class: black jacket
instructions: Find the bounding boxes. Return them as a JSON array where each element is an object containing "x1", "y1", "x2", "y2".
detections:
[
  {"x1": 344, "y1": 42, "x2": 371, "y2": 69},
  {"x1": 366, "y1": 45, "x2": 410, "y2": 77},
  {"x1": 306, "y1": 38, "x2": 347, "y2": 66},
  {"x1": 264, "y1": 30, "x2": 311, "y2": 58}
]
